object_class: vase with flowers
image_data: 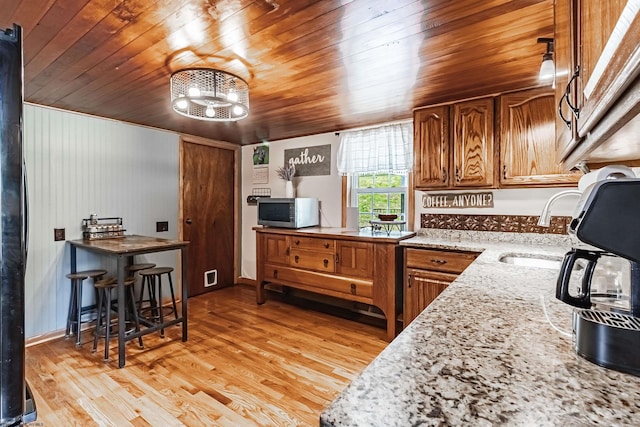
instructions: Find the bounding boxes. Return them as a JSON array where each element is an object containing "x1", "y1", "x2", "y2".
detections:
[{"x1": 276, "y1": 164, "x2": 296, "y2": 198}]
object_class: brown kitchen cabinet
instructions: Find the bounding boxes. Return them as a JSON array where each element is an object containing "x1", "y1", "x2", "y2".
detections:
[
  {"x1": 451, "y1": 97, "x2": 495, "y2": 187},
  {"x1": 555, "y1": 0, "x2": 640, "y2": 166},
  {"x1": 256, "y1": 227, "x2": 414, "y2": 341},
  {"x1": 413, "y1": 97, "x2": 494, "y2": 190},
  {"x1": 499, "y1": 87, "x2": 580, "y2": 186},
  {"x1": 403, "y1": 247, "x2": 478, "y2": 326},
  {"x1": 554, "y1": 0, "x2": 578, "y2": 160},
  {"x1": 413, "y1": 105, "x2": 450, "y2": 188}
]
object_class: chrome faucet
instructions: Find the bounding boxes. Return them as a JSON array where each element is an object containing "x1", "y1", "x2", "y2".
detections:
[{"x1": 537, "y1": 189, "x2": 582, "y2": 227}]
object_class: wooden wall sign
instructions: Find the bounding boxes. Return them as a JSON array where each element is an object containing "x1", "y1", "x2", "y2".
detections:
[
  {"x1": 422, "y1": 192, "x2": 494, "y2": 209},
  {"x1": 284, "y1": 144, "x2": 331, "y2": 176}
]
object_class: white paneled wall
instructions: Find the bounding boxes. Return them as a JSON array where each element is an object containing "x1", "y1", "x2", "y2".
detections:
[{"x1": 23, "y1": 104, "x2": 180, "y2": 339}]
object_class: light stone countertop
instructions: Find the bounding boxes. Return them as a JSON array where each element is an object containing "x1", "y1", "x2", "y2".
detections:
[{"x1": 320, "y1": 229, "x2": 640, "y2": 426}]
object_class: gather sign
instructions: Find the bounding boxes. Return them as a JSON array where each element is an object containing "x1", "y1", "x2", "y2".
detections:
[
  {"x1": 422, "y1": 192, "x2": 494, "y2": 209},
  {"x1": 284, "y1": 144, "x2": 331, "y2": 176}
]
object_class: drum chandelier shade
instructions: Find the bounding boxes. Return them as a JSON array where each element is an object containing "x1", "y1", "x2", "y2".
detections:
[{"x1": 170, "y1": 68, "x2": 249, "y2": 121}]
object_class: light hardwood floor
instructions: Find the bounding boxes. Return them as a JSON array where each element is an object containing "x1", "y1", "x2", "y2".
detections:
[{"x1": 25, "y1": 285, "x2": 388, "y2": 426}]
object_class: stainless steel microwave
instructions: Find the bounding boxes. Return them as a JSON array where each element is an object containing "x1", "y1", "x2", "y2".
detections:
[{"x1": 257, "y1": 198, "x2": 319, "y2": 228}]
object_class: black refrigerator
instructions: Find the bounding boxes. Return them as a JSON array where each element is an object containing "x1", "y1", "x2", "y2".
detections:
[{"x1": 0, "y1": 24, "x2": 36, "y2": 426}]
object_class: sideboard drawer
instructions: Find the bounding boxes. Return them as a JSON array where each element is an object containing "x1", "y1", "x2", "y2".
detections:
[
  {"x1": 264, "y1": 263, "x2": 372, "y2": 299},
  {"x1": 289, "y1": 249, "x2": 335, "y2": 273},
  {"x1": 290, "y1": 236, "x2": 335, "y2": 252}
]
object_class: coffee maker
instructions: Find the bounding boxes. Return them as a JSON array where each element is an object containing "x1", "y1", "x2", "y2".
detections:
[{"x1": 556, "y1": 174, "x2": 640, "y2": 376}]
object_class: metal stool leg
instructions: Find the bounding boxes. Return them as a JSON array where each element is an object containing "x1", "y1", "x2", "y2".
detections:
[
  {"x1": 127, "y1": 284, "x2": 144, "y2": 348},
  {"x1": 157, "y1": 274, "x2": 165, "y2": 338},
  {"x1": 75, "y1": 280, "x2": 84, "y2": 346},
  {"x1": 167, "y1": 273, "x2": 178, "y2": 320},
  {"x1": 103, "y1": 287, "x2": 112, "y2": 362},
  {"x1": 92, "y1": 288, "x2": 104, "y2": 354},
  {"x1": 65, "y1": 280, "x2": 77, "y2": 338}
]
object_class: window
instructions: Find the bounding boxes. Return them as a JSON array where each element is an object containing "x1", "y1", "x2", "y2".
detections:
[
  {"x1": 352, "y1": 172, "x2": 408, "y2": 229},
  {"x1": 337, "y1": 121, "x2": 413, "y2": 231}
]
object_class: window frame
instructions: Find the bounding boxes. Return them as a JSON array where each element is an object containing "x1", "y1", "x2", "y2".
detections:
[{"x1": 342, "y1": 172, "x2": 414, "y2": 231}]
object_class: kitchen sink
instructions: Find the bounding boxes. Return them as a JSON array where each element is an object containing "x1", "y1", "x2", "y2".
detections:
[{"x1": 498, "y1": 253, "x2": 565, "y2": 270}]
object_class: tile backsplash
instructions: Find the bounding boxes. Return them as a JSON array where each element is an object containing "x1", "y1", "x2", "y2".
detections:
[{"x1": 420, "y1": 213, "x2": 571, "y2": 235}]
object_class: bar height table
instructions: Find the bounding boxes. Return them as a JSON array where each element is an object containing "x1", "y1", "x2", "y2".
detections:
[{"x1": 67, "y1": 235, "x2": 189, "y2": 368}]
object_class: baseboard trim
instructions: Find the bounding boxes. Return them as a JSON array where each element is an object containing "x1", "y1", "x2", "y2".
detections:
[{"x1": 236, "y1": 277, "x2": 257, "y2": 287}]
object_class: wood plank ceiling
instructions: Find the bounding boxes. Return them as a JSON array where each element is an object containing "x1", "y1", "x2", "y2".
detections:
[{"x1": 0, "y1": 0, "x2": 554, "y2": 145}]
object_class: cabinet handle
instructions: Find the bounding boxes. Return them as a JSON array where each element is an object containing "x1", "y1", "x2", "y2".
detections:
[
  {"x1": 407, "y1": 274, "x2": 412, "y2": 288},
  {"x1": 350, "y1": 283, "x2": 356, "y2": 294},
  {"x1": 558, "y1": 92, "x2": 572, "y2": 130},
  {"x1": 273, "y1": 269, "x2": 278, "y2": 279},
  {"x1": 502, "y1": 164, "x2": 507, "y2": 179},
  {"x1": 455, "y1": 167, "x2": 460, "y2": 182},
  {"x1": 430, "y1": 259, "x2": 447, "y2": 265},
  {"x1": 335, "y1": 254, "x2": 340, "y2": 263},
  {"x1": 565, "y1": 66, "x2": 581, "y2": 119},
  {"x1": 323, "y1": 259, "x2": 329, "y2": 267},
  {"x1": 294, "y1": 255, "x2": 299, "y2": 263},
  {"x1": 324, "y1": 242, "x2": 329, "y2": 249},
  {"x1": 294, "y1": 239, "x2": 300, "y2": 246},
  {"x1": 442, "y1": 169, "x2": 447, "y2": 183}
]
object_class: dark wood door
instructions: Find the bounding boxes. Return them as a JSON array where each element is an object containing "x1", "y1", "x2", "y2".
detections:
[{"x1": 182, "y1": 141, "x2": 236, "y2": 297}]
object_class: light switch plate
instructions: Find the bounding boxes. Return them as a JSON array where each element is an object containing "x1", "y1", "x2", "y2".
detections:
[{"x1": 54, "y1": 228, "x2": 65, "y2": 241}]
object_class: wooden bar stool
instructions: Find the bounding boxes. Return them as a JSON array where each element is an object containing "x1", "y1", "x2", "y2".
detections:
[
  {"x1": 125, "y1": 262, "x2": 156, "y2": 276},
  {"x1": 65, "y1": 268, "x2": 107, "y2": 346},
  {"x1": 92, "y1": 277, "x2": 143, "y2": 361},
  {"x1": 138, "y1": 267, "x2": 178, "y2": 337},
  {"x1": 125, "y1": 262, "x2": 156, "y2": 308}
]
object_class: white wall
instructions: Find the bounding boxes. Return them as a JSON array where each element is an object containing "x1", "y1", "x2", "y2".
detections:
[
  {"x1": 415, "y1": 187, "x2": 580, "y2": 219},
  {"x1": 240, "y1": 133, "x2": 342, "y2": 279},
  {"x1": 240, "y1": 132, "x2": 581, "y2": 281},
  {"x1": 24, "y1": 104, "x2": 180, "y2": 339}
]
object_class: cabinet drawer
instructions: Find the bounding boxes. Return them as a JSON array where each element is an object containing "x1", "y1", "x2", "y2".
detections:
[
  {"x1": 264, "y1": 263, "x2": 373, "y2": 299},
  {"x1": 405, "y1": 248, "x2": 477, "y2": 273},
  {"x1": 289, "y1": 248, "x2": 335, "y2": 273},
  {"x1": 290, "y1": 236, "x2": 335, "y2": 251}
]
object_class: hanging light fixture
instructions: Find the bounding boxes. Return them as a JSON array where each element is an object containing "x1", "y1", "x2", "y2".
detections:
[
  {"x1": 170, "y1": 68, "x2": 249, "y2": 121},
  {"x1": 537, "y1": 37, "x2": 555, "y2": 83}
]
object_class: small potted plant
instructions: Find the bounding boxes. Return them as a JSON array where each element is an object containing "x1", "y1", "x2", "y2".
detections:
[{"x1": 276, "y1": 164, "x2": 296, "y2": 198}]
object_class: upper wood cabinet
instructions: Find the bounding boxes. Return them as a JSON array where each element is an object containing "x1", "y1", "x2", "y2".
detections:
[
  {"x1": 554, "y1": 0, "x2": 579, "y2": 160},
  {"x1": 413, "y1": 106, "x2": 449, "y2": 189},
  {"x1": 413, "y1": 89, "x2": 578, "y2": 190},
  {"x1": 499, "y1": 88, "x2": 580, "y2": 186},
  {"x1": 413, "y1": 97, "x2": 494, "y2": 190},
  {"x1": 451, "y1": 98, "x2": 495, "y2": 187},
  {"x1": 555, "y1": 0, "x2": 640, "y2": 166}
]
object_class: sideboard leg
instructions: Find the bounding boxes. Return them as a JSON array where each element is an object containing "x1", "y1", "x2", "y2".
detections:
[{"x1": 256, "y1": 282, "x2": 266, "y2": 304}]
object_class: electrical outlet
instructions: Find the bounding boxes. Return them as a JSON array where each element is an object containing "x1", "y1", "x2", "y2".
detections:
[
  {"x1": 54, "y1": 228, "x2": 65, "y2": 241},
  {"x1": 156, "y1": 221, "x2": 169, "y2": 232}
]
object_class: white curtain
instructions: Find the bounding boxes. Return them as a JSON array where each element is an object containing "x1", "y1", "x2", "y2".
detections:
[{"x1": 337, "y1": 122, "x2": 413, "y2": 175}]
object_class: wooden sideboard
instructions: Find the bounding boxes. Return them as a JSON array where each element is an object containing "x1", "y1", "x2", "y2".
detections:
[{"x1": 255, "y1": 227, "x2": 415, "y2": 341}]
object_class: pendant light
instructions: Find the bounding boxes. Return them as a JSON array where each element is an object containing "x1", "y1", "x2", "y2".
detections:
[{"x1": 537, "y1": 38, "x2": 555, "y2": 83}]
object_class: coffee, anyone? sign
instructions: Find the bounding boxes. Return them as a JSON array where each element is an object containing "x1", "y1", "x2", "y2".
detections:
[
  {"x1": 284, "y1": 144, "x2": 331, "y2": 176},
  {"x1": 422, "y1": 192, "x2": 494, "y2": 208}
]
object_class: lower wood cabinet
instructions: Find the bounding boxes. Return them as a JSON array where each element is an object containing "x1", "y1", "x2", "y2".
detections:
[
  {"x1": 403, "y1": 247, "x2": 478, "y2": 326},
  {"x1": 256, "y1": 228, "x2": 411, "y2": 341}
]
